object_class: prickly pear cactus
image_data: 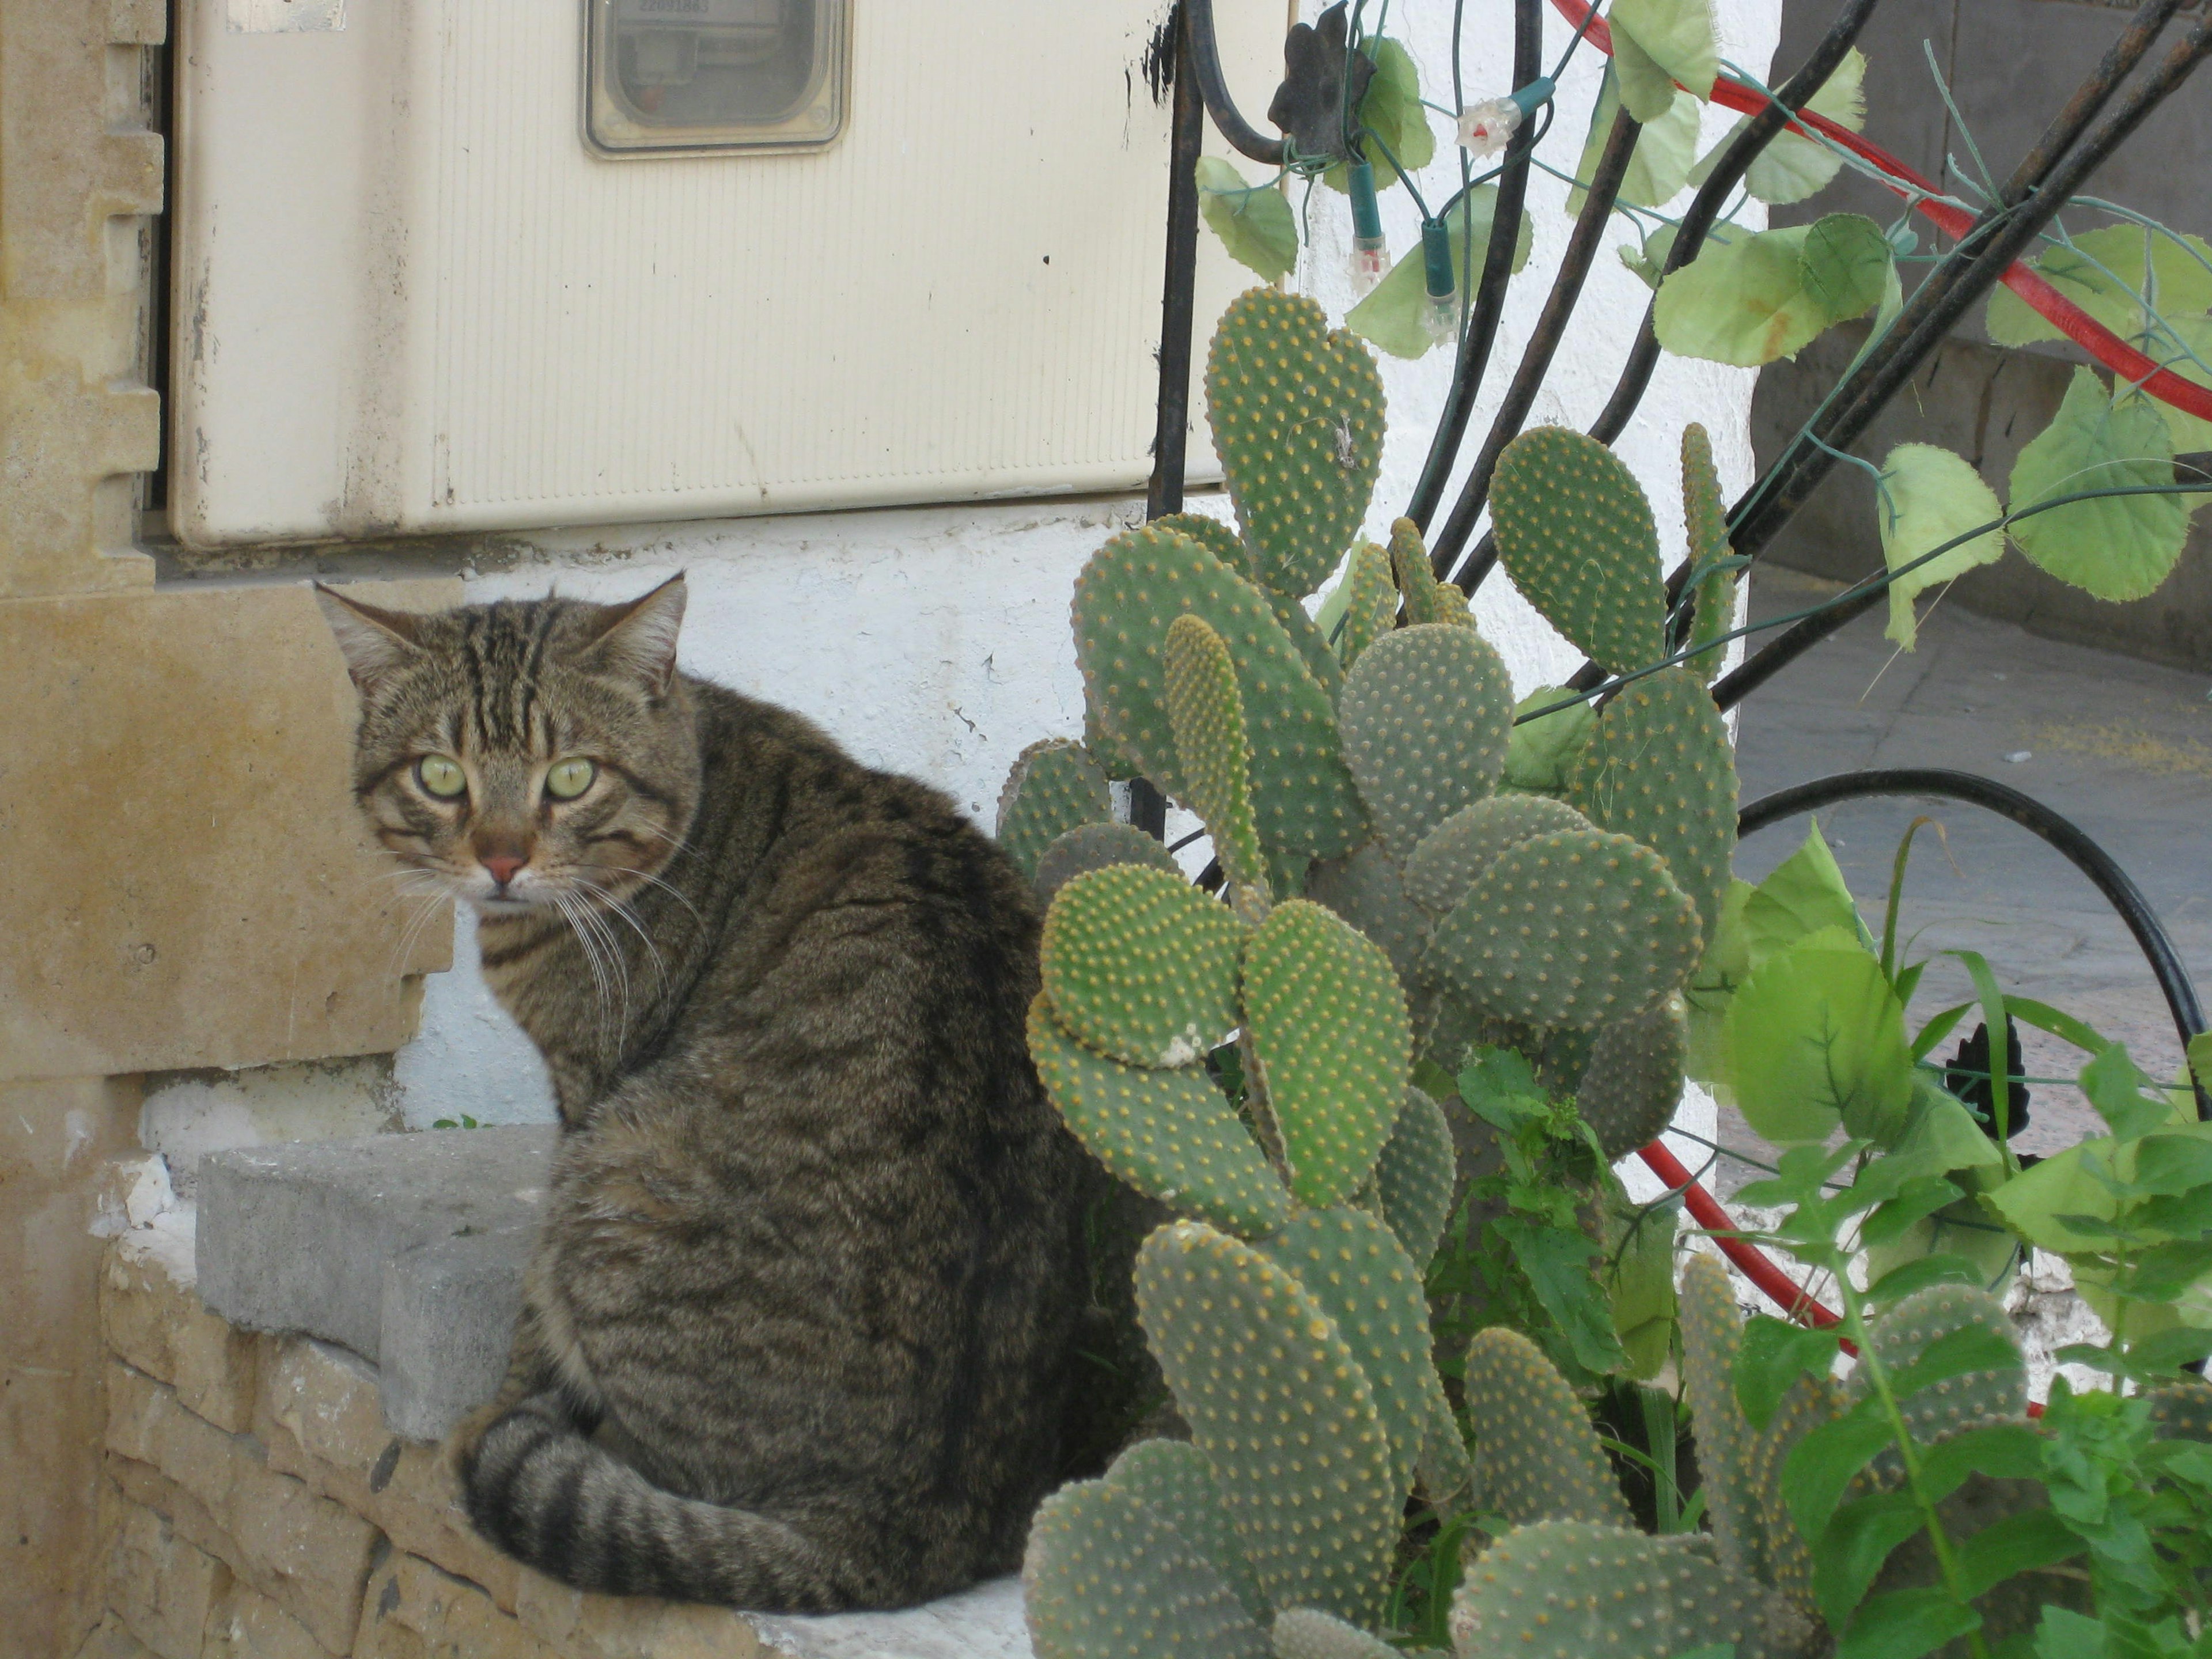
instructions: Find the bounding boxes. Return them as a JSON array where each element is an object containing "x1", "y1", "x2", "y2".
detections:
[
  {"x1": 1024, "y1": 1477, "x2": 1270, "y2": 1659},
  {"x1": 1206, "y1": 288, "x2": 1385, "y2": 600},
  {"x1": 997, "y1": 740, "x2": 1113, "y2": 880},
  {"x1": 1373, "y1": 1087, "x2": 1456, "y2": 1267},
  {"x1": 1567, "y1": 666, "x2": 1736, "y2": 944},
  {"x1": 1040, "y1": 863, "x2": 1244, "y2": 1068},
  {"x1": 1269, "y1": 1608, "x2": 1397, "y2": 1659},
  {"x1": 1332, "y1": 542, "x2": 1397, "y2": 669},
  {"x1": 1573, "y1": 998, "x2": 1690, "y2": 1160},
  {"x1": 1165, "y1": 614, "x2": 1268, "y2": 905},
  {"x1": 1490, "y1": 427, "x2": 1668, "y2": 674},
  {"x1": 1679, "y1": 423, "x2": 1739, "y2": 684},
  {"x1": 1450, "y1": 1522, "x2": 1768, "y2": 1659},
  {"x1": 1461, "y1": 1327, "x2": 1633, "y2": 1528},
  {"x1": 1387, "y1": 517, "x2": 1472, "y2": 627},
  {"x1": 1033, "y1": 820, "x2": 1182, "y2": 904},
  {"x1": 1402, "y1": 794, "x2": 1592, "y2": 918},
  {"x1": 1338, "y1": 624, "x2": 1514, "y2": 862}
]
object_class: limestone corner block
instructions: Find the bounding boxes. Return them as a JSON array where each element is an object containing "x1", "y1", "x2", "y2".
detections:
[
  {"x1": 99, "y1": 1484, "x2": 230, "y2": 1659},
  {"x1": 72, "y1": 1616, "x2": 162, "y2": 1659},
  {"x1": 199, "y1": 1580, "x2": 332, "y2": 1659},
  {"x1": 103, "y1": 1363, "x2": 377, "y2": 1654},
  {"x1": 357, "y1": 1552, "x2": 563, "y2": 1659},
  {"x1": 514, "y1": 1575, "x2": 775, "y2": 1659},
  {"x1": 103, "y1": 1234, "x2": 262, "y2": 1434},
  {"x1": 255, "y1": 1334, "x2": 522, "y2": 1612}
]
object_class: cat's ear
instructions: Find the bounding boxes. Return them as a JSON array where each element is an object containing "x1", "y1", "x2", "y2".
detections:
[
  {"x1": 314, "y1": 581, "x2": 428, "y2": 696},
  {"x1": 578, "y1": 573, "x2": 687, "y2": 698}
]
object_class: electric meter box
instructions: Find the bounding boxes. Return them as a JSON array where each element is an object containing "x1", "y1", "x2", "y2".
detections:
[{"x1": 169, "y1": 1, "x2": 1286, "y2": 550}]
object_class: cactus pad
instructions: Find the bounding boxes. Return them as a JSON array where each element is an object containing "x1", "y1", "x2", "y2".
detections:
[
  {"x1": 1449, "y1": 1522, "x2": 1765, "y2": 1659},
  {"x1": 1157, "y1": 512, "x2": 1342, "y2": 696},
  {"x1": 1403, "y1": 794, "x2": 1592, "y2": 918},
  {"x1": 1374, "y1": 1088, "x2": 1456, "y2": 1268},
  {"x1": 1269, "y1": 1609, "x2": 1397, "y2": 1659},
  {"x1": 1241, "y1": 900, "x2": 1412, "y2": 1206},
  {"x1": 1461, "y1": 1327, "x2": 1631, "y2": 1527},
  {"x1": 1856, "y1": 1282, "x2": 2026, "y2": 1444},
  {"x1": 1567, "y1": 666, "x2": 1736, "y2": 944},
  {"x1": 1165, "y1": 615, "x2": 1268, "y2": 902},
  {"x1": 1388, "y1": 517, "x2": 1472, "y2": 627},
  {"x1": 1337, "y1": 624, "x2": 1514, "y2": 862},
  {"x1": 1041, "y1": 864, "x2": 1245, "y2": 1069},
  {"x1": 1574, "y1": 998, "x2": 1688, "y2": 1159},
  {"x1": 1748, "y1": 1370, "x2": 1846, "y2": 1623},
  {"x1": 1677, "y1": 1254, "x2": 1765, "y2": 1584},
  {"x1": 1104, "y1": 1440, "x2": 1266, "y2": 1620},
  {"x1": 1084, "y1": 699, "x2": 1142, "y2": 781},
  {"x1": 1261, "y1": 1206, "x2": 1442, "y2": 1495},
  {"x1": 1028, "y1": 997, "x2": 1287, "y2": 1238},
  {"x1": 1072, "y1": 524, "x2": 1366, "y2": 860},
  {"x1": 1023, "y1": 1477, "x2": 1270, "y2": 1659},
  {"x1": 1035, "y1": 821, "x2": 1184, "y2": 906},
  {"x1": 1333, "y1": 542, "x2": 1397, "y2": 670},
  {"x1": 1305, "y1": 842, "x2": 1433, "y2": 991},
  {"x1": 1490, "y1": 427, "x2": 1667, "y2": 674},
  {"x1": 1206, "y1": 288, "x2": 1385, "y2": 600},
  {"x1": 1135, "y1": 1221, "x2": 1402, "y2": 1627},
  {"x1": 1428, "y1": 828, "x2": 1703, "y2": 1030},
  {"x1": 1680, "y1": 423, "x2": 1738, "y2": 684},
  {"x1": 2147, "y1": 1378, "x2": 2212, "y2": 1441},
  {"x1": 997, "y1": 740, "x2": 1113, "y2": 880}
]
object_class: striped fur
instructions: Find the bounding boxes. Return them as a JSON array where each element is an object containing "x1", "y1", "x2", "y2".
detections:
[{"x1": 317, "y1": 577, "x2": 1088, "y2": 1609}]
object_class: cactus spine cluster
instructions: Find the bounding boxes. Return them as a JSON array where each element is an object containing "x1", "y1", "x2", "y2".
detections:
[{"x1": 1003, "y1": 288, "x2": 1751, "y2": 1657}]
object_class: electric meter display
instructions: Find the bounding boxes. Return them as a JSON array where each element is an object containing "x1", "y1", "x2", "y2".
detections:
[{"x1": 584, "y1": 0, "x2": 847, "y2": 155}]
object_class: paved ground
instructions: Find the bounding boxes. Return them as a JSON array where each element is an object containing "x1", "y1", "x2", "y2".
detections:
[{"x1": 1710, "y1": 565, "x2": 2212, "y2": 1192}]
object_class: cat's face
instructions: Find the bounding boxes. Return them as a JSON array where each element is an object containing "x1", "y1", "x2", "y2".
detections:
[{"x1": 316, "y1": 576, "x2": 699, "y2": 917}]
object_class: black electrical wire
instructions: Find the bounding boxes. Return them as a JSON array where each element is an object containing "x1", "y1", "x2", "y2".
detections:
[
  {"x1": 1738, "y1": 769, "x2": 2210, "y2": 1119},
  {"x1": 1184, "y1": 0, "x2": 1290, "y2": 165}
]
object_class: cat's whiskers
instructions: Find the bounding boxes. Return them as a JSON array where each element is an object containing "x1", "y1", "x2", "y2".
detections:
[
  {"x1": 385, "y1": 885, "x2": 454, "y2": 978},
  {"x1": 577, "y1": 860, "x2": 703, "y2": 929},
  {"x1": 550, "y1": 886, "x2": 625, "y2": 1058},
  {"x1": 566, "y1": 873, "x2": 670, "y2": 993}
]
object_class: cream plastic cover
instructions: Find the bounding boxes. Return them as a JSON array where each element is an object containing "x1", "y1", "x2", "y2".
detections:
[{"x1": 169, "y1": 1, "x2": 1286, "y2": 548}]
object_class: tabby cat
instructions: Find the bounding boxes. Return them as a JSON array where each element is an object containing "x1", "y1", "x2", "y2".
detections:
[{"x1": 316, "y1": 574, "x2": 1088, "y2": 1611}]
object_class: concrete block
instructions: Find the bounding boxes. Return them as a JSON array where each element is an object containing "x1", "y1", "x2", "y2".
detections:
[
  {"x1": 256, "y1": 1334, "x2": 521, "y2": 1611},
  {"x1": 358, "y1": 1554, "x2": 565, "y2": 1659},
  {"x1": 70, "y1": 1615, "x2": 162, "y2": 1659},
  {"x1": 99, "y1": 1484, "x2": 232, "y2": 1659},
  {"x1": 513, "y1": 1577, "x2": 773, "y2": 1659},
  {"x1": 198, "y1": 1127, "x2": 554, "y2": 1436},
  {"x1": 103, "y1": 1226, "x2": 262, "y2": 1434},
  {"x1": 104, "y1": 1365, "x2": 377, "y2": 1654}
]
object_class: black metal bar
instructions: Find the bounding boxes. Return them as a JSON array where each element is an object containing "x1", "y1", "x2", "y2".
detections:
[
  {"x1": 1578, "y1": 0, "x2": 1887, "y2": 457},
  {"x1": 1728, "y1": 16, "x2": 2212, "y2": 567},
  {"x1": 1184, "y1": 0, "x2": 1288, "y2": 166},
  {"x1": 1404, "y1": 0, "x2": 1545, "y2": 532},
  {"x1": 1131, "y1": 6, "x2": 1208, "y2": 843},
  {"x1": 1433, "y1": 102, "x2": 1643, "y2": 583},
  {"x1": 1737, "y1": 768, "x2": 2210, "y2": 1118}
]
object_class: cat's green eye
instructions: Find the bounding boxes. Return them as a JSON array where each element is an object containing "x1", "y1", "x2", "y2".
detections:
[
  {"x1": 415, "y1": 755, "x2": 467, "y2": 800},
  {"x1": 545, "y1": 757, "x2": 598, "y2": 801}
]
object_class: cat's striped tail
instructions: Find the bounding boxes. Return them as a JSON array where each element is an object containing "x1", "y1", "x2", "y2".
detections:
[{"x1": 459, "y1": 1395, "x2": 848, "y2": 1611}]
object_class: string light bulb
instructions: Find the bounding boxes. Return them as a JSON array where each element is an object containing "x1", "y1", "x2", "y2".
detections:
[
  {"x1": 1456, "y1": 76, "x2": 1554, "y2": 160},
  {"x1": 1419, "y1": 218, "x2": 1457, "y2": 343},
  {"x1": 1346, "y1": 160, "x2": 1388, "y2": 298}
]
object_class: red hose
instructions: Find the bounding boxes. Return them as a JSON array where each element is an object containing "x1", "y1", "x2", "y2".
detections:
[
  {"x1": 1638, "y1": 1138, "x2": 1844, "y2": 1330},
  {"x1": 1544, "y1": 0, "x2": 2212, "y2": 424}
]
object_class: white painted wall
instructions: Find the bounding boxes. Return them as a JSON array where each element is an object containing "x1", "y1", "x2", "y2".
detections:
[{"x1": 391, "y1": 0, "x2": 1782, "y2": 1134}]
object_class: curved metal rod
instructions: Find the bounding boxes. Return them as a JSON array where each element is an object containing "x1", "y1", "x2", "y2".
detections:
[
  {"x1": 1184, "y1": 0, "x2": 1288, "y2": 165},
  {"x1": 1738, "y1": 768, "x2": 2210, "y2": 1118}
]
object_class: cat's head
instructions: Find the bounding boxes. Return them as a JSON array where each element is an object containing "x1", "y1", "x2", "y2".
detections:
[{"x1": 315, "y1": 575, "x2": 698, "y2": 916}]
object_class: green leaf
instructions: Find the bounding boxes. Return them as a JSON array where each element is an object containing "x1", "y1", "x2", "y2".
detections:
[
  {"x1": 1814, "y1": 1490, "x2": 1926, "y2": 1627},
  {"x1": 1495, "y1": 1212, "x2": 1627, "y2": 1375},
  {"x1": 1727, "y1": 938, "x2": 1916, "y2": 1144},
  {"x1": 1749, "y1": 47, "x2": 1867, "y2": 204},
  {"x1": 1987, "y1": 224, "x2": 2212, "y2": 349},
  {"x1": 1196, "y1": 157, "x2": 1298, "y2": 282},
  {"x1": 1954, "y1": 1508, "x2": 2085, "y2": 1601},
  {"x1": 1619, "y1": 222, "x2": 1680, "y2": 289},
  {"x1": 1917, "y1": 1421, "x2": 2047, "y2": 1498},
  {"x1": 1889, "y1": 1088, "x2": 2004, "y2": 1175},
  {"x1": 1501, "y1": 686, "x2": 1596, "y2": 796},
  {"x1": 1345, "y1": 190, "x2": 1531, "y2": 360},
  {"x1": 1884, "y1": 1323, "x2": 2025, "y2": 1406},
  {"x1": 1783, "y1": 1403, "x2": 1895, "y2": 1544},
  {"x1": 2008, "y1": 365, "x2": 2190, "y2": 601},
  {"x1": 1734, "y1": 1315, "x2": 1841, "y2": 1429},
  {"x1": 1655, "y1": 217, "x2": 1886, "y2": 367},
  {"x1": 2081, "y1": 1044, "x2": 2171, "y2": 1141},
  {"x1": 1877, "y1": 444, "x2": 2006, "y2": 650},
  {"x1": 1609, "y1": 23, "x2": 1681, "y2": 123},
  {"x1": 2032, "y1": 1608, "x2": 2107, "y2": 1659},
  {"x1": 2130, "y1": 312, "x2": 2212, "y2": 452},
  {"x1": 1324, "y1": 37, "x2": 1435, "y2": 192},
  {"x1": 1570, "y1": 69, "x2": 1703, "y2": 213},
  {"x1": 1859, "y1": 1175, "x2": 1967, "y2": 1248},
  {"x1": 1865, "y1": 1253, "x2": 1981, "y2": 1307},
  {"x1": 1684, "y1": 878, "x2": 1752, "y2": 1087},
  {"x1": 1608, "y1": 1199, "x2": 1680, "y2": 1381},
  {"x1": 1742, "y1": 822, "x2": 1863, "y2": 967},
  {"x1": 2195, "y1": 1033, "x2": 2212, "y2": 1093},
  {"x1": 1838, "y1": 1588, "x2": 1980, "y2": 1659},
  {"x1": 1609, "y1": 0, "x2": 1719, "y2": 100}
]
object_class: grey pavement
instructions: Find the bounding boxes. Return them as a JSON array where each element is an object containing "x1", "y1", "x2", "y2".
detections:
[{"x1": 1713, "y1": 566, "x2": 2212, "y2": 1191}]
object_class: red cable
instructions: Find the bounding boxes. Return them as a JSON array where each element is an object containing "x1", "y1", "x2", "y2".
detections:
[
  {"x1": 1544, "y1": 0, "x2": 2212, "y2": 423},
  {"x1": 1638, "y1": 1138, "x2": 1844, "y2": 1331}
]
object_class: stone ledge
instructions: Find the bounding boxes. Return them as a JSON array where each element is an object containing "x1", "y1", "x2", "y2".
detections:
[{"x1": 94, "y1": 1167, "x2": 1035, "y2": 1659}]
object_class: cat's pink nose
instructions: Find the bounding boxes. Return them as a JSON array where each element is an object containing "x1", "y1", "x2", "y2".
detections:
[{"x1": 481, "y1": 854, "x2": 526, "y2": 888}]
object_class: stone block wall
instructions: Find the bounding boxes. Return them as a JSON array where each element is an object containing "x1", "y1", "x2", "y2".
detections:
[{"x1": 80, "y1": 1214, "x2": 1029, "y2": 1659}]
